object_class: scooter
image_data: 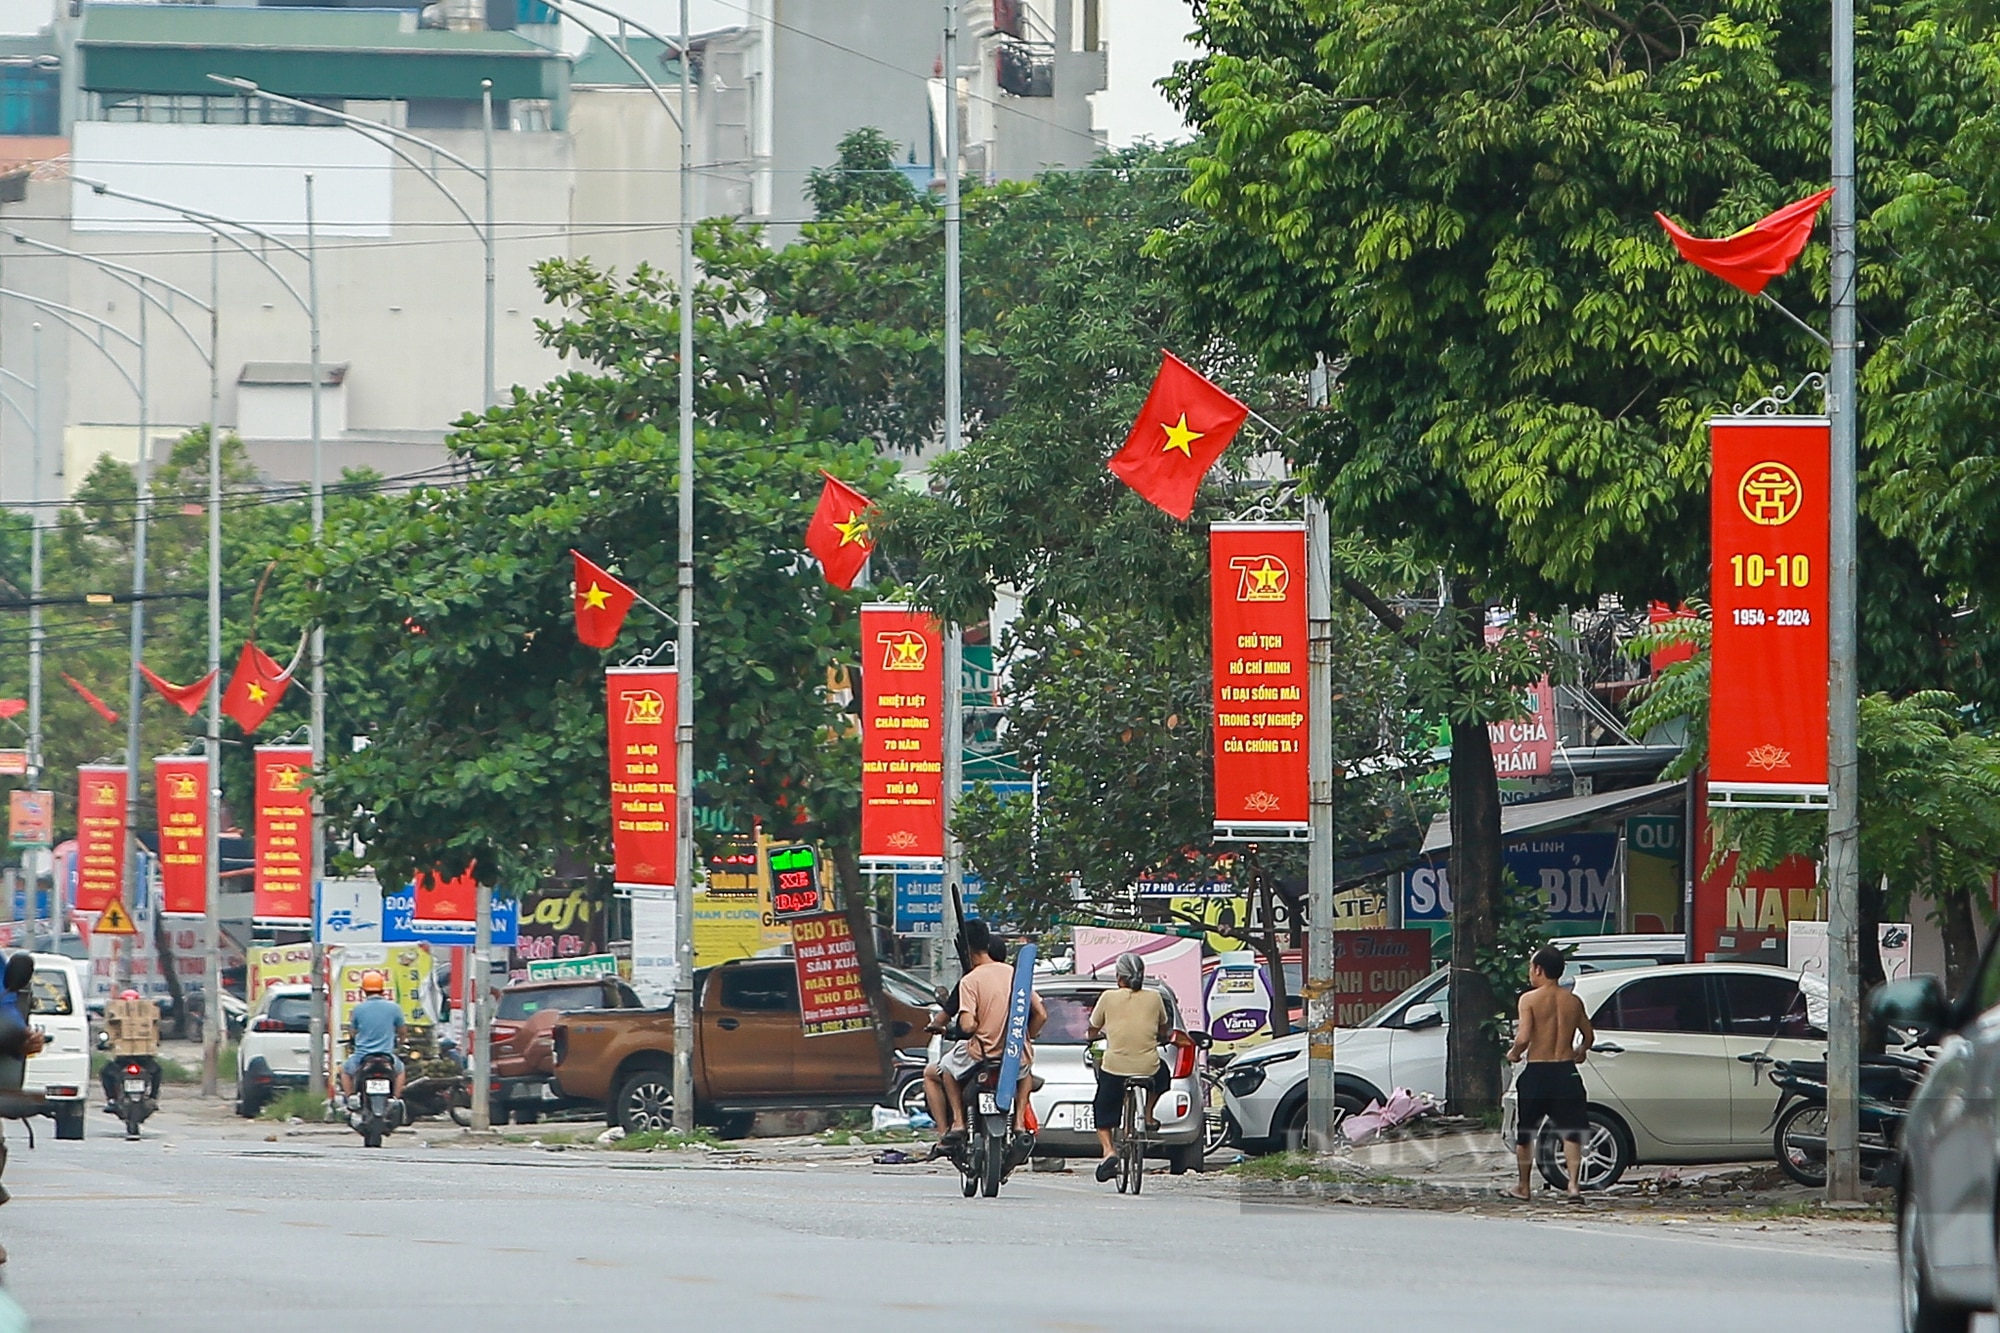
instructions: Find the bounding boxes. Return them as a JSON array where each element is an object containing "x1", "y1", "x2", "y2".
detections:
[
  {"x1": 111, "y1": 1054, "x2": 158, "y2": 1140},
  {"x1": 347, "y1": 1052, "x2": 405, "y2": 1149},
  {"x1": 1746, "y1": 1049, "x2": 1929, "y2": 1187},
  {"x1": 943, "y1": 1060, "x2": 1035, "y2": 1198}
]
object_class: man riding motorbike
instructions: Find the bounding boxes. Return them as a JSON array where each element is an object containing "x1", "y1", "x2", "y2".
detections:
[
  {"x1": 921, "y1": 921, "x2": 1045, "y2": 1148},
  {"x1": 99, "y1": 989, "x2": 163, "y2": 1109},
  {"x1": 338, "y1": 971, "x2": 406, "y2": 1101}
]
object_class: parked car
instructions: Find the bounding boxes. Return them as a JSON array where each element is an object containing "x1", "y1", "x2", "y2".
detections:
[
  {"x1": 492, "y1": 976, "x2": 643, "y2": 1122},
  {"x1": 17, "y1": 953, "x2": 89, "y2": 1138},
  {"x1": 1027, "y1": 977, "x2": 1208, "y2": 1173},
  {"x1": 235, "y1": 984, "x2": 315, "y2": 1117},
  {"x1": 1226, "y1": 934, "x2": 1691, "y2": 1151},
  {"x1": 551, "y1": 957, "x2": 935, "y2": 1135},
  {"x1": 1876, "y1": 944, "x2": 2000, "y2": 1332}
]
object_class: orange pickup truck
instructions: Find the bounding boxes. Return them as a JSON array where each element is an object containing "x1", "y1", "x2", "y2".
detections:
[{"x1": 551, "y1": 956, "x2": 937, "y2": 1134}]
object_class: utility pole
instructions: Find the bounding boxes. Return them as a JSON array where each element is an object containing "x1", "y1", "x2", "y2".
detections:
[
  {"x1": 937, "y1": 0, "x2": 967, "y2": 972},
  {"x1": 481, "y1": 79, "x2": 496, "y2": 411},
  {"x1": 670, "y1": 0, "x2": 698, "y2": 1135},
  {"x1": 1823, "y1": 0, "x2": 1862, "y2": 1202},
  {"x1": 24, "y1": 322, "x2": 43, "y2": 945},
  {"x1": 305, "y1": 175, "x2": 329, "y2": 1102},
  {"x1": 202, "y1": 236, "x2": 222, "y2": 1096},
  {"x1": 120, "y1": 289, "x2": 150, "y2": 968},
  {"x1": 1303, "y1": 500, "x2": 1335, "y2": 1150}
]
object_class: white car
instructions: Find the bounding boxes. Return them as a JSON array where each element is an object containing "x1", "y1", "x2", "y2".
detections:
[
  {"x1": 19, "y1": 953, "x2": 89, "y2": 1137},
  {"x1": 1225, "y1": 934, "x2": 1687, "y2": 1151},
  {"x1": 1026, "y1": 978, "x2": 1208, "y2": 1174},
  {"x1": 1228, "y1": 961, "x2": 1825, "y2": 1189},
  {"x1": 235, "y1": 984, "x2": 316, "y2": 1117}
]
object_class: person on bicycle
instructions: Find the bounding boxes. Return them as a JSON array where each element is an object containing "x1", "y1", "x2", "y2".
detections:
[{"x1": 1086, "y1": 951, "x2": 1171, "y2": 1184}]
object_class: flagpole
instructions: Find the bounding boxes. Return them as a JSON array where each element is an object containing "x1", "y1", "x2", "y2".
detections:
[
  {"x1": 203, "y1": 234, "x2": 222, "y2": 1097},
  {"x1": 305, "y1": 174, "x2": 328, "y2": 1103},
  {"x1": 119, "y1": 280, "x2": 150, "y2": 986},
  {"x1": 670, "y1": 0, "x2": 697, "y2": 1136},
  {"x1": 938, "y1": 0, "x2": 967, "y2": 973}
]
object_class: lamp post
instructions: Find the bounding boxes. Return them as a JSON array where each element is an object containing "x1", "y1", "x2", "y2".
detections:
[
  {"x1": 205, "y1": 74, "x2": 497, "y2": 411},
  {"x1": 938, "y1": 0, "x2": 967, "y2": 973},
  {"x1": 76, "y1": 175, "x2": 324, "y2": 1095},
  {"x1": 535, "y1": 0, "x2": 697, "y2": 1136}
]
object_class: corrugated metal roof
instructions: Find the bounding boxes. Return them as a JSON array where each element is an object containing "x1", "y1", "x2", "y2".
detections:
[{"x1": 571, "y1": 35, "x2": 682, "y2": 87}]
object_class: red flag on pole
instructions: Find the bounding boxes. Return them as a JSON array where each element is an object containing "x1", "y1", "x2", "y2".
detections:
[
  {"x1": 804, "y1": 472, "x2": 876, "y2": 590},
  {"x1": 571, "y1": 550, "x2": 638, "y2": 649},
  {"x1": 139, "y1": 664, "x2": 218, "y2": 716},
  {"x1": 220, "y1": 642, "x2": 293, "y2": 733},
  {"x1": 1655, "y1": 188, "x2": 1834, "y2": 296},
  {"x1": 62, "y1": 673, "x2": 119, "y2": 725},
  {"x1": 1107, "y1": 351, "x2": 1251, "y2": 521},
  {"x1": 0, "y1": 700, "x2": 23, "y2": 720}
]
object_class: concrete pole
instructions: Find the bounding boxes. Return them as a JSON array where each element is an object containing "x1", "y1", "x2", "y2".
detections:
[
  {"x1": 305, "y1": 174, "x2": 329, "y2": 1102},
  {"x1": 937, "y1": 0, "x2": 967, "y2": 969},
  {"x1": 471, "y1": 880, "x2": 492, "y2": 1129},
  {"x1": 1305, "y1": 497, "x2": 1336, "y2": 1151},
  {"x1": 669, "y1": 0, "x2": 698, "y2": 1135},
  {"x1": 202, "y1": 236, "x2": 222, "y2": 1097},
  {"x1": 120, "y1": 288, "x2": 150, "y2": 956},
  {"x1": 1823, "y1": 0, "x2": 1862, "y2": 1202},
  {"x1": 25, "y1": 322, "x2": 42, "y2": 943},
  {"x1": 481, "y1": 80, "x2": 496, "y2": 412}
]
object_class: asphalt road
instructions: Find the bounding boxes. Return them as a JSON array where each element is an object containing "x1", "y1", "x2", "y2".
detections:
[{"x1": 0, "y1": 1126, "x2": 1896, "y2": 1333}]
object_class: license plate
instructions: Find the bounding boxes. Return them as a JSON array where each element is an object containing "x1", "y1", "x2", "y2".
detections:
[
  {"x1": 977, "y1": 1092, "x2": 999, "y2": 1115},
  {"x1": 122, "y1": 1078, "x2": 147, "y2": 1093},
  {"x1": 1072, "y1": 1104, "x2": 1094, "y2": 1131},
  {"x1": 365, "y1": 1079, "x2": 390, "y2": 1095}
]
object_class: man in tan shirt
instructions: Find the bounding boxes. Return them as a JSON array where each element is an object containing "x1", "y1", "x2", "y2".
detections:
[
  {"x1": 1086, "y1": 952, "x2": 1172, "y2": 1183},
  {"x1": 924, "y1": 922, "x2": 1046, "y2": 1140}
]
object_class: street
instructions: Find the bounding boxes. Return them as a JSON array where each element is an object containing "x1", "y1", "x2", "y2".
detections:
[{"x1": 0, "y1": 1121, "x2": 1896, "y2": 1332}]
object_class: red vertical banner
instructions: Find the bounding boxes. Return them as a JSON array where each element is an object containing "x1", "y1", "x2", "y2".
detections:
[
  {"x1": 607, "y1": 665, "x2": 678, "y2": 888},
  {"x1": 413, "y1": 869, "x2": 477, "y2": 924},
  {"x1": 1709, "y1": 418, "x2": 1831, "y2": 801},
  {"x1": 1210, "y1": 523, "x2": 1309, "y2": 834},
  {"x1": 859, "y1": 604, "x2": 945, "y2": 861},
  {"x1": 153, "y1": 755, "x2": 208, "y2": 916},
  {"x1": 253, "y1": 745, "x2": 313, "y2": 925},
  {"x1": 75, "y1": 764, "x2": 128, "y2": 914}
]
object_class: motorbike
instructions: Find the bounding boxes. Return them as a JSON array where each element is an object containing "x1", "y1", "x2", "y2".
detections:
[
  {"x1": 401, "y1": 1035, "x2": 472, "y2": 1126},
  {"x1": 942, "y1": 1059, "x2": 1035, "y2": 1198},
  {"x1": 1744, "y1": 1048, "x2": 1930, "y2": 1187},
  {"x1": 111, "y1": 1054, "x2": 158, "y2": 1140},
  {"x1": 347, "y1": 1052, "x2": 405, "y2": 1149}
]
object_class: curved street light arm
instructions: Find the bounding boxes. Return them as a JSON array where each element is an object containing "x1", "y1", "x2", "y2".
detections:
[
  {"x1": 206, "y1": 76, "x2": 486, "y2": 176},
  {"x1": 72, "y1": 175, "x2": 311, "y2": 266},
  {"x1": 0, "y1": 385, "x2": 32, "y2": 437},
  {"x1": 0, "y1": 288, "x2": 142, "y2": 399},
  {"x1": 540, "y1": 0, "x2": 683, "y2": 131},
  {"x1": 4, "y1": 232, "x2": 213, "y2": 365},
  {"x1": 556, "y1": 0, "x2": 688, "y2": 57},
  {"x1": 0, "y1": 362, "x2": 32, "y2": 393}
]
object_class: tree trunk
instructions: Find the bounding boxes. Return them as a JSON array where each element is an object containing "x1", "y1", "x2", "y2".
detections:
[
  {"x1": 1934, "y1": 882, "x2": 1981, "y2": 999},
  {"x1": 1256, "y1": 863, "x2": 1291, "y2": 1038},
  {"x1": 1446, "y1": 595, "x2": 1504, "y2": 1117},
  {"x1": 1858, "y1": 872, "x2": 1887, "y2": 995},
  {"x1": 154, "y1": 909, "x2": 188, "y2": 1040},
  {"x1": 831, "y1": 843, "x2": 898, "y2": 1097}
]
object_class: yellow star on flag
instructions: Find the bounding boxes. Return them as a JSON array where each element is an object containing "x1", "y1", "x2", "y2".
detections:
[
  {"x1": 892, "y1": 637, "x2": 924, "y2": 665},
  {"x1": 1249, "y1": 560, "x2": 1284, "y2": 593},
  {"x1": 833, "y1": 511, "x2": 870, "y2": 547},
  {"x1": 1159, "y1": 413, "x2": 1205, "y2": 457},
  {"x1": 246, "y1": 682, "x2": 268, "y2": 704},
  {"x1": 583, "y1": 582, "x2": 612, "y2": 610}
]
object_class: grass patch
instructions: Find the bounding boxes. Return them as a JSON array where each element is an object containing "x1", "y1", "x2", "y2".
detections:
[
  {"x1": 1228, "y1": 1152, "x2": 1411, "y2": 1187},
  {"x1": 259, "y1": 1088, "x2": 333, "y2": 1123},
  {"x1": 611, "y1": 1127, "x2": 725, "y2": 1152}
]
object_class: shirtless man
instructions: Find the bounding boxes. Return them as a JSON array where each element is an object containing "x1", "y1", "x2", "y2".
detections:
[{"x1": 1506, "y1": 944, "x2": 1595, "y2": 1200}]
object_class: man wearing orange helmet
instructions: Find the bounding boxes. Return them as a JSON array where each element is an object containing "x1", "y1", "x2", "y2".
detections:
[{"x1": 339, "y1": 971, "x2": 405, "y2": 1101}]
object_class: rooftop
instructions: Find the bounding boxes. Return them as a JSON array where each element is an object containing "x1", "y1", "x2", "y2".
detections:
[{"x1": 571, "y1": 34, "x2": 684, "y2": 88}]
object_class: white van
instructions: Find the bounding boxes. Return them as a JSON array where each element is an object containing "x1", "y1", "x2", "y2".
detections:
[{"x1": 18, "y1": 953, "x2": 90, "y2": 1137}]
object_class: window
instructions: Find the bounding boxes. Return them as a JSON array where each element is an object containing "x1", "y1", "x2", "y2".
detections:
[
  {"x1": 717, "y1": 966, "x2": 797, "y2": 1013},
  {"x1": 607, "y1": 980, "x2": 643, "y2": 1008},
  {"x1": 1718, "y1": 972, "x2": 1823, "y2": 1039},
  {"x1": 1595, "y1": 973, "x2": 1717, "y2": 1034},
  {"x1": 264, "y1": 994, "x2": 314, "y2": 1032},
  {"x1": 27, "y1": 970, "x2": 69, "y2": 1016},
  {"x1": 497, "y1": 985, "x2": 603, "y2": 1021},
  {"x1": 1033, "y1": 986, "x2": 1183, "y2": 1044}
]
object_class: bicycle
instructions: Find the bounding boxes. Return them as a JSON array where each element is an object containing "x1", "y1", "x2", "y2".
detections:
[
  {"x1": 1114, "y1": 1075, "x2": 1153, "y2": 1196},
  {"x1": 1199, "y1": 1065, "x2": 1229, "y2": 1157}
]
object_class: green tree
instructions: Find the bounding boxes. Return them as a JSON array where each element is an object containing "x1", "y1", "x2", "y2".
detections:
[{"x1": 805, "y1": 128, "x2": 921, "y2": 219}]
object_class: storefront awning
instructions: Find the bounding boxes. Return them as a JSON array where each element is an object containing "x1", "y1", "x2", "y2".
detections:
[{"x1": 1418, "y1": 779, "x2": 1685, "y2": 857}]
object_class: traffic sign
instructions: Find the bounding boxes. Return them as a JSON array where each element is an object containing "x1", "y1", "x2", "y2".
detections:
[{"x1": 94, "y1": 898, "x2": 138, "y2": 935}]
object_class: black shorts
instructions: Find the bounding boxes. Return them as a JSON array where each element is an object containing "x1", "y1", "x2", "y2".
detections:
[
  {"x1": 1093, "y1": 1063, "x2": 1169, "y2": 1129},
  {"x1": 1515, "y1": 1061, "x2": 1589, "y2": 1144}
]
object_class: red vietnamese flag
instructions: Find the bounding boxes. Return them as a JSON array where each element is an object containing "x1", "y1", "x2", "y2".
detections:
[
  {"x1": 75, "y1": 764, "x2": 128, "y2": 914},
  {"x1": 1655, "y1": 188, "x2": 1833, "y2": 296},
  {"x1": 140, "y1": 664, "x2": 218, "y2": 716},
  {"x1": 1108, "y1": 351, "x2": 1251, "y2": 521},
  {"x1": 572, "y1": 550, "x2": 637, "y2": 648},
  {"x1": 63, "y1": 673, "x2": 119, "y2": 725},
  {"x1": 221, "y1": 642, "x2": 292, "y2": 732},
  {"x1": 803, "y1": 472, "x2": 875, "y2": 590},
  {"x1": 154, "y1": 755, "x2": 208, "y2": 916}
]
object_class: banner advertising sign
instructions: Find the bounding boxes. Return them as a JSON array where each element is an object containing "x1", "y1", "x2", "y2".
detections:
[
  {"x1": 606, "y1": 665, "x2": 678, "y2": 889},
  {"x1": 508, "y1": 885, "x2": 600, "y2": 979},
  {"x1": 1210, "y1": 523, "x2": 1309, "y2": 835},
  {"x1": 860, "y1": 604, "x2": 946, "y2": 861},
  {"x1": 0, "y1": 750, "x2": 27, "y2": 777},
  {"x1": 1075, "y1": 927, "x2": 1208, "y2": 1036},
  {"x1": 526, "y1": 953, "x2": 620, "y2": 982},
  {"x1": 8, "y1": 789, "x2": 52, "y2": 848},
  {"x1": 790, "y1": 912, "x2": 873, "y2": 1037},
  {"x1": 892, "y1": 871, "x2": 983, "y2": 936},
  {"x1": 75, "y1": 764, "x2": 128, "y2": 914},
  {"x1": 253, "y1": 745, "x2": 313, "y2": 925},
  {"x1": 1330, "y1": 930, "x2": 1434, "y2": 1027},
  {"x1": 412, "y1": 869, "x2": 477, "y2": 924},
  {"x1": 1403, "y1": 833, "x2": 1620, "y2": 924},
  {"x1": 1709, "y1": 416, "x2": 1831, "y2": 801},
  {"x1": 248, "y1": 942, "x2": 314, "y2": 1001},
  {"x1": 153, "y1": 755, "x2": 207, "y2": 916},
  {"x1": 629, "y1": 889, "x2": 678, "y2": 1006}
]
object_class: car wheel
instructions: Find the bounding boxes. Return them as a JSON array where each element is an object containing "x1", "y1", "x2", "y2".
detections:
[
  {"x1": 1280, "y1": 1091, "x2": 1368, "y2": 1152},
  {"x1": 1901, "y1": 1196, "x2": 1973, "y2": 1332},
  {"x1": 615, "y1": 1067, "x2": 675, "y2": 1135},
  {"x1": 1534, "y1": 1108, "x2": 1632, "y2": 1191}
]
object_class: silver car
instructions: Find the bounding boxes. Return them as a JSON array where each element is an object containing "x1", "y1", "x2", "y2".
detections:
[
  {"x1": 1026, "y1": 978, "x2": 1207, "y2": 1174},
  {"x1": 1875, "y1": 957, "x2": 2000, "y2": 1333}
]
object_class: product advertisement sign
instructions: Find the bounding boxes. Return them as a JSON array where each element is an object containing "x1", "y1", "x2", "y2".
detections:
[
  {"x1": 790, "y1": 912, "x2": 873, "y2": 1037},
  {"x1": 8, "y1": 789, "x2": 51, "y2": 849},
  {"x1": 1075, "y1": 927, "x2": 1207, "y2": 1036},
  {"x1": 1709, "y1": 417, "x2": 1831, "y2": 801},
  {"x1": 859, "y1": 604, "x2": 945, "y2": 862},
  {"x1": 253, "y1": 745, "x2": 313, "y2": 925},
  {"x1": 75, "y1": 764, "x2": 128, "y2": 914},
  {"x1": 153, "y1": 755, "x2": 208, "y2": 916},
  {"x1": 1210, "y1": 523, "x2": 1309, "y2": 834}
]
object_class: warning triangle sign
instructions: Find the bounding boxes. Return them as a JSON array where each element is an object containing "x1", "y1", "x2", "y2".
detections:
[{"x1": 93, "y1": 899, "x2": 137, "y2": 935}]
